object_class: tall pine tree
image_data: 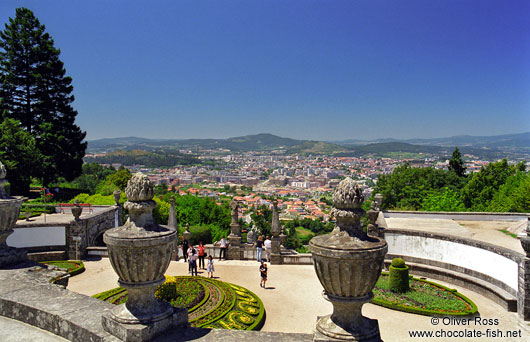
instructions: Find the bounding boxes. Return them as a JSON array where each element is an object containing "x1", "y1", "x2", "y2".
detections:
[
  {"x1": 0, "y1": 7, "x2": 86, "y2": 192},
  {"x1": 448, "y1": 147, "x2": 466, "y2": 177}
]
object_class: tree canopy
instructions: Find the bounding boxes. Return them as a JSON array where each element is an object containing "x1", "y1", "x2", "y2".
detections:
[
  {"x1": 0, "y1": 7, "x2": 86, "y2": 193},
  {"x1": 373, "y1": 157, "x2": 529, "y2": 213},
  {"x1": 0, "y1": 117, "x2": 40, "y2": 194}
]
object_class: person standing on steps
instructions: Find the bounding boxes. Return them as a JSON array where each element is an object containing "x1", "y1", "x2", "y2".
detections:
[
  {"x1": 207, "y1": 255, "x2": 215, "y2": 278},
  {"x1": 198, "y1": 241, "x2": 206, "y2": 269},
  {"x1": 219, "y1": 236, "x2": 228, "y2": 260},
  {"x1": 255, "y1": 235, "x2": 263, "y2": 262},
  {"x1": 190, "y1": 247, "x2": 198, "y2": 276},
  {"x1": 187, "y1": 245, "x2": 194, "y2": 273},
  {"x1": 182, "y1": 237, "x2": 189, "y2": 263}
]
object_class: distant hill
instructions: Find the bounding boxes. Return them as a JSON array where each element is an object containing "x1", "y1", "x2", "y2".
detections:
[
  {"x1": 85, "y1": 150, "x2": 201, "y2": 168},
  {"x1": 333, "y1": 132, "x2": 530, "y2": 150},
  {"x1": 87, "y1": 132, "x2": 529, "y2": 160},
  {"x1": 87, "y1": 133, "x2": 347, "y2": 154}
]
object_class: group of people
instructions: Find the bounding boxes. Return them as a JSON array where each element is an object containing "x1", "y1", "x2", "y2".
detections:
[
  {"x1": 178, "y1": 235, "x2": 270, "y2": 288},
  {"x1": 254, "y1": 235, "x2": 272, "y2": 262},
  {"x1": 181, "y1": 240, "x2": 215, "y2": 278}
]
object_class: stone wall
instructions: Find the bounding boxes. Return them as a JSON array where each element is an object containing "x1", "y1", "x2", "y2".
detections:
[
  {"x1": 384, "y1": 210, "x2": 529, "y2": 221},
  {"x1": 11, "y1": 206, "x2": 121, "y2": 260},
  {"x1": 7, "y1": 225, "x2": 65, "y2": 248},
  {"x1": 67, "y1": 206, "x2": 121, "y2": 259},
  {"x1": 384, "y1": 228, "x2": 526, "y2": 316}
]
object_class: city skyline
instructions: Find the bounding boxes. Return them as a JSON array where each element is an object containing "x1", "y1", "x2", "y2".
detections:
[{"x1": 1, "y1": 0, "x2": 529, "y2": 141}]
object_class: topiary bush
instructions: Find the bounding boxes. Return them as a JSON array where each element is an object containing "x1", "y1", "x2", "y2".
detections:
[{"x1": 389, "y1": 258, "x2": 409, "y2": 293}]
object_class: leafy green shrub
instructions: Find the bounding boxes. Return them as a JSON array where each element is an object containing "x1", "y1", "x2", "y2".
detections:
[
  {"x1": 421, "y1": 188, "x2": 466, "y2": 212},
  {"x1": 389, "y1": 258, "x2": 409, "y2": 293},
  {"x1": 71, "y1": 192, "x2": 126, "y2": 205},
  {"x1": 153, "y1": 196, "x2": 170, "y2": 224},
  {"x1": 155, "y1": 275, "x2": 177, "y2": 301},
  {"x1": 182, "y1": 225, "x2": 213, "y2": 245}
]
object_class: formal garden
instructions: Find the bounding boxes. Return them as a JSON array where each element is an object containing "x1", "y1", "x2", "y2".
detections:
[
  {"x1": 93, "y1": 276, "x2": 265, "y2": 331},
  {"x1": 41, "y1": 257, "x2": 478, "y2": 333}
]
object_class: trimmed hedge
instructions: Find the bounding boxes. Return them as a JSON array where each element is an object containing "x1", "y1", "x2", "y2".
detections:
[{"x1": 389, "y1": 258, "x2": 409, "y2": 293}]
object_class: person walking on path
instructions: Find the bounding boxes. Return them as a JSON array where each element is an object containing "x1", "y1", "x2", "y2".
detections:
[
  {"x1": 207, "y1": 255, "x2": 215, "y2": 278},
  {"x1": 260, "y1": 261, "x2": 268, "y2": 288},
  {"x1": 255, "y1": 235, "x2": 263, "y2": 262},
  {"x1": 198, "y1": 242, "x2": 206, "y2": 269},
  {"x1": 219, "y1": 236, "x2": 228, "y2": 260},
  {"x1": 182, "y1": 238, "x2": 189, "y2": 263},
  {"x1": 264, "y1": 235, "x2": 272, "y2": 263},
  {"x1": 190, "y1": 247, "x2": 198, "y2": 276}
]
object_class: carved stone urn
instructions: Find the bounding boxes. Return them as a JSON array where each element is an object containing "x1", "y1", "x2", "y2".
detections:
[
  {"x1": 102, "y1": 172, "x2": 186, "y2": 341},
  {"x1": 71, "y1": 199, "x2": 83, "y2": 220},
  {"x1": 0, "y1": 161, "x2": 27, "y2": 268},
  {"x1": 309, "y1": 178, "x2": 387, "y2": 341}
]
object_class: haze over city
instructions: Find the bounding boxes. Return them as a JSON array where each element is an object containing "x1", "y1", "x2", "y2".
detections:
[{"x1": 1, "y1": 0, "x2": 529, "y2": 141}]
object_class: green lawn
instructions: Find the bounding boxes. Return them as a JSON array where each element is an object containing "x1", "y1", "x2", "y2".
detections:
[{"x1": 296, "y1": 227, "x2": 314, "y2": 237}]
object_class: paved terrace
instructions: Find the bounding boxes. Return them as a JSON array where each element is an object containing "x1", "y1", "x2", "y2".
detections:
[{"x1": 65, "y1": 258, "x2": 530, "y2": 341}]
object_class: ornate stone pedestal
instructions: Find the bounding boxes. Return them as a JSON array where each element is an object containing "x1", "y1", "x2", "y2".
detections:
[
  {"x1": 102, "y1": 173, "x2": 187, "y2": 341},
  {"x1": 0, "y1": 162, "x2": 27, "y2": 268},
  {"x1": 270, "y1": 237, "x2": 282, "y2": 264},
  {"x1": 310, "y1": 178, "x2": 387, "y2": 342}
]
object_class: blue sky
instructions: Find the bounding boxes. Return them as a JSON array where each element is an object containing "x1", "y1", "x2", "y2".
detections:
[{"x1": 1, "y1": 1, "x2": 529, "y2": 141}]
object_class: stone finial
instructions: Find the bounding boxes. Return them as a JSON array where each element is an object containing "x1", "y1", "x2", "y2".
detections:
[
  {"x1": 331, "y1": 178, "x2": 366, "y2": 237},
  {"x1": 230, "y1": 199, "x2": 239, "y2": 225},
  {"x1": 125, "y1": 172, "x2": 154, "y2": 202},
  {"x1": 374, "y1": 193, "x2": 383, "y2": 211},
  {"x1": 271, "y1": 201, "x2": 281, "y2": 236},
  {"x1": 0, "y1": 161, "x2": 9, "y2": 199},
  {"x1": 71, "y1": 199, "x2": 82, "y2": 220},
  {"x1": 168, "y1": 196, "x2": 177, "y2": 230},
  {"x1": 0, "y1": 160, "x2": 12, "y2": 199},
  {"x1": 332, "y1": 177, "x2": 364, "y2": 210},
  {"x1": 113, "y1": 190, "x2": 121, "y2": 206},
  {"x1": 0, "y1": 161, "x2": 6, "y2": 179}
]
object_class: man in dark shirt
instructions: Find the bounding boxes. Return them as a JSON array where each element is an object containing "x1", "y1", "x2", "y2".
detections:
[{"x1": 260, "y1": 261, "x2": 268, "y2": 288}]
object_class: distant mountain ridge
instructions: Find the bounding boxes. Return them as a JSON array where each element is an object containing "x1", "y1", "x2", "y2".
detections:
[
  {"x1": 87, "y1": 133, "x2": 347, "y2": 154},
  {"x1": 332, "y1": 132, "x2": 530, "y2": 149},
  {"x1": 86, "y1": 132, "x2": 529, "y2": 160}
]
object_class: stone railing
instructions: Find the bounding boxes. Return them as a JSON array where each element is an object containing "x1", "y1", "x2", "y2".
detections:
[{"x1": 12, "y1": 205, "x2": 121, "y2": 260}]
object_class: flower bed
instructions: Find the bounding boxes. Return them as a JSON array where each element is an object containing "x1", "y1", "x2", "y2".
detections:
[
  {"x1": 372, "y1": 273, "x2": 477, "y2": 316},
  {"x1": 92, "y1": 276, "x2": 265, "y2": 330},
  {"x1": 40, "y1": 260, "x2": 85, "y2": 277}
]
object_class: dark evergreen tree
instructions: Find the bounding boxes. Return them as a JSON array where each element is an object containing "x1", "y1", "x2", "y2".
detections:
[
  {"x1": 0, "y1": 116, "x2": 41, "y2": 195},
  {"x1": 0, "y1": 7, "x2": 86, "y2": 191},
  {"x1": 448, "y1": 147, "x2": 466, "y2": 177}
]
